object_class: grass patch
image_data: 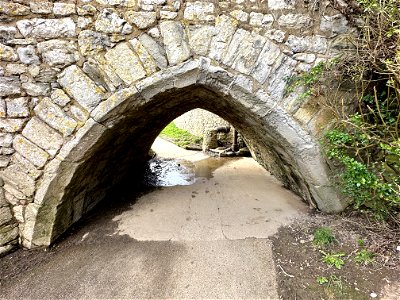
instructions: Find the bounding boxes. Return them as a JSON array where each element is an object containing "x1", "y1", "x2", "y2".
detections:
[
  {"x1": 159, "y1": 122, "x2": 202, "y2": 148},
  {"x1": 313, "y1": 227, "x2": 336, "y2": 247}
]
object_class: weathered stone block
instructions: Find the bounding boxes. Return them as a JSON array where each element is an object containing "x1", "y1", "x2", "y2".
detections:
[
  {"x1": 0, "y1": 1, "x2": 30, "y2": 16},
  {"x1": 22, "y1": 82, "x2": 50, "y2": 96},
  {"x1": 0, "y1": 43, "x2": 18, "y2": 62},
  {"x1": 0, "y1": 77, "x2": 21, "y2": 97},
  {"x1": 138, "y1": 34, "x2": 168, "y2": 69},
  {"x1": 37, "y1": 40, "x2": 80, "y2": 67},
  {"x1": 6, "y1": 97, "x2": 29, "y2": 118},
  {"x1": 129, "y1": 38, "x2": 158, "y2": 75},
  {"x1": 160, "y1": 21, "x2": 190, "y2": 66},
  {"x1": 124, "y1": 11, "x2": 156, "y2": 29},
  {"x1": 0, "y1": 164, "x2": 36, "y2": 197},
  {"x1": 0, "y1": 224, "x2": 18, "y2": 246},
  {"x1": 95, "y1": 9, "x2": 125, "y2": 33},
  {"x1": 251, "y1": 39, "x2": 282, "y2": 84},
  {"x1": 0, "y1": 206, "x2": 13, "y2": 227},
  {"x1": 12, "y1": 153, "x2": 42, "y2": 180},
  {"x1": 0, "y1": 133, "x2": 13, "y2": 148},
  {"x1": 30, "y1": 2, "x2": 53, "y2": 14},
  {"x1": 5, "y1": 63, "x2": 27, "y2": 75},
  {"x1": 0, "y1": 119, "x2": 26, "y2": 133},
  {"x1": 17, "y1": 45, "x2": 40, "y2": 65},
  {"x1": 0, "y1": 98, "x2": 6, "y2": 118},
  {"x1": 53, "y1": 3, "x2": 76, "y2": 16},
  {"x1": 286, "y1": 35, "x2": 328, "y2": 54},
  {"x1": 184, "y1": 1, "x2": 215, "y2": 21},
  {"x1": 105, "y1": 43, "x2": 147, "y2": 85},
  {"x1": 34, "y1": 98, "x2": 77, "y2": 137},
  {"x1": 188, "y1": 26, "x2": 215, "y2": 56},
  {"x1": 0, "y1": 26, "x2": 17, "y2": 41},
  {"x1": 58, "y1": 65, "x2": 105, "y2": 112},
  {"x1": 78, "y1": 30, "x2": 112, "y2": 56},
  {"x1": 50, "y1": 89, "x2": 71, "y2": 107},
  {"x1": 209, "y1": 15, "x2": 238, "y2": 61},
  {"x1": 13, "y1": 135, "x2": 49, "y2": 168},
  {"x1": 278, "y1": 14, "x2": 313, "y2": 29},
  {"x1": 268, "y1": 0, "x2": 295, "y2": 10},
  {"x1": 22, "y1": 117, "x2": 64, "y2": 156},
  {"x1": 16, "y1": 18, "x2": 76, "y2": 39}
]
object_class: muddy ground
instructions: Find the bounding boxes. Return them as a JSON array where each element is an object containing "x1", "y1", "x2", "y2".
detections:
[{"x1": 272, "y1": 211, "x2": 400, "y2": 300}]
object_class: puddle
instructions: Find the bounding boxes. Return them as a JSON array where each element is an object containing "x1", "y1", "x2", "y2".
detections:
[{"x1": 143, "y1": 156, "x2": 231, "y2": 187}]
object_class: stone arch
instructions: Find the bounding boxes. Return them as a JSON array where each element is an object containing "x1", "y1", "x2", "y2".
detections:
[
  {"x1": 22, "y1": 59, "x2": 346, "y2": 248},
  {"x1": 0, "y1": 0, "x2": 356, "y2": 250}
]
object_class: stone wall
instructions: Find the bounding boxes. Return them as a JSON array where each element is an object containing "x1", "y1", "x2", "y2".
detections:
[
  {"x1": 174, "y1": 109, "x2": 230, "y2": 137},
  {"x1": 0, "y1": 0, "x2": 355, "y2": 252}
]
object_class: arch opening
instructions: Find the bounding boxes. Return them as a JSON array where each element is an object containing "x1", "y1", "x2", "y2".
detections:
[{"x1": 26, "y1": 66, "x2": 346, "y2": 248}]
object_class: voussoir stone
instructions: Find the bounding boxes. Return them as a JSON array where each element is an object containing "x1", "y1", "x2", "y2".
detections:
[
  {"x1": 22, "y1": 117, "x2": 64, "y2": 156},
  {"x1": 34, "y1": 98, "x2": 77, "y2": 137},
  {"x1": 16, "y1": 18, "x2": 76, "y2": 39},
  {"x1": 160, "y1": 21, "x2": 190, "y2": 66},
  {"x1": 209, "y1": 15, "x2": 238, "y2": 61},
  {"x1": 129, "y1": 38, "x2": 158, "y2": 75},
  {"x1": 105, "y1": 42, "x2": 147, "y2": 85},
  {"x1": 13, "y1": 135, "x2": 49, "y2": 168},
  {"x1": 188, "y1": 25, "x2": 215, "y2": 56},
  {"x1": 138, "y1": 34, "x2": 168, "y2": 69},
  {"x1": 50, "y1": 89, "x2": 71, "y2": 107},
  {"x1": 58, "y1": 65, "x2": 105, "y2": 112}
]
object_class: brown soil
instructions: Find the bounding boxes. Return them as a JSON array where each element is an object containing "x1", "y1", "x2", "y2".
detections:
[{"x1": 271, "y1": 211, "x2": 400, "y2": 300}]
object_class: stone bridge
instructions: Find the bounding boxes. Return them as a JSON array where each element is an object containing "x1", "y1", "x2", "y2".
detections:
[{"x1": 0, "y1": 0, "x2": 354, "y2": 253}]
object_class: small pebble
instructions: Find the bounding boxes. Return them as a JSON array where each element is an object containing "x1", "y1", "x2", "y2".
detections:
[
  {"x1": 370, "y1": 292, "x2": 377, "y2": 298},
  {"x1": 396, "y1": 245, "x2": 400, "y2": 251}
]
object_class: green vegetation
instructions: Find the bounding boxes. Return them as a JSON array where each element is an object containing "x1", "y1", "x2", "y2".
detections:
[
  {"x1": 313, "y1": 227, "x2": 336, "y2": 247},
  {"x1": 320, "y1": 251, "x2": 346, "y2": 269},
  {"x1": 316, "y1": 276, "x2": 329, "y2": 285},
  {"x1": 159, "y1": 122, "x2": 202, "y2": 148},
  {"x1": 354, "y1": 249, "x2": 375, "y2": 265},
  {"x1": 287, "y1": 0, "x2": 400, "y2": 220}
]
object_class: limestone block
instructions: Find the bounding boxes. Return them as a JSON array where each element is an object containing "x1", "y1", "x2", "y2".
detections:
[
  {"x1": 13, "y1": 135, "x2": 49, "y2": 168},
  {"x1": 16, "y1": 18, "x2": 76, "y2": 39},
  {"x1": 30, "y1": 2, "x2": 53, "y2": 14},
  {"x1": 0, "y1": 225, "x2": 18, "y2": 246},
  {"x1": 159, "y1": 11, "x2": 177, "y2": 19},
  {"x1": 77, "y1": 4, "x2": 97, "y2": 16},
  {"x1": 249, "y1": 12, "x2": 274, "y2": 28},
  {"x1": 223, "y1": 29, "x2": 266, "y2": 75},
  {"x1": 12, "y1": 153, "x2": 42, "y2": 180},
  {"x1": 0, "y1": 43, "x2": 18, "y2": 62},
  {"x1": 12, "y1": 205, "x2": 25, "y2": 223},
  {"x1": 22, "y1": 82, "x2": 50, "y2": 96},
  {"x1": 22, "y1": 117, "x2": 64, "y2": 156},
  {"x1": 251, "y1": 40, "x2": 282, "y2": 83},
  {"x1": 5, "y1": 64, "x2": 27, "y2": 75},
  {"x1": 0, "y1": 119, "x2": 26, "y2": 133},
  {"x1": 268, "y1": 0, "x2": 295, "y2": 10},
  {"x1": 78, "y1": 30, "x2": 112, "y2": 56},
  {"x1": 267, "y1": 56, "x2": 297, "y2": 99},
  {"x1": 230, "y1": 10, "x2": 249, "y2": 22},
  {"x1": 0, "y1": 133, "x2": 13, "y2": 147},
  {"x1": 0, "y1": 98, "x2": 5, "y2": 117},
  {"x1": 50, "y1": 89, "x2": 71, "y2": 107},
  {"x1": 0, "y1": 77, "x2": 21, "y2": 97},
  {"x1": 160, "y1": 21, "x2": 190, "y2": 66},
  {"x1": 0, "y1": 206, "x2": 13, "y2": 226},
  {"x1": 278, "y1": 14, "x2": 313, "y2": 29},
  {"x1": 77, "y1": 16, "x2": 93, "y2": 29},
  {"x1": 320, "y1": 14, "x2": 349, "y2": 36},
  {"x1": 286, "y1": 35, "x2": 328, "y2": 54},
  {"x1": 0, "y1": 1, "x2": 30, "y2": 16},
  {"x1": 184, "y1": 1, "x2": 215, "y2": 21},
  {"x1": 53, "y1": 3, "x2": 75, "y2": 16},
  {"x1": 58, "y1": 65, "x2": 105, "y2": 112},
  {"x1": 70, "y1": 105, "x2": 89, "y2": 124},
  {"x1": 293, "y1": 53, "x2": 316, "y2": 63},
  {"x1": 188, "y1": 26, "x2": 215, "y2": 56},
  {"x1": 17, "y1": 45, "x2": 40, "y2": 65},
  {"x1": 91, "y1": 86, "x2": 138, "y2": 123},
  {"x1": 105, "y1": 43, "x2": 147, "y2": 85},
  {"x1": 0, "y1": 157, "x2": 10, "y2": 168},
  {"x1": 96, "y1": 0, "x2": 137, "y2": 6},
  {"x1": 34, "y1": 98, "x2": 77, "y2": 136},
  {"x1": 265, "y1": 29, "x2": 285, "y2": 43},
  {"x1": 6, "y1": 97, "x2": 29, "y2": 118},
  {"x1": 129, "y1": 38, "x2": 158, "y2": 75},
  {"x1": 1, "y1": 147, "x2": 15, "y2": 155},
  {"x1": 95, "y1": 9, "x2": 125, "y2": 33},
  {"x1": 0, "y1": 164, "x2": 36, "y2": 197},
  {"x1": 209, "y1": 15, "x2": 238, "y2": 62},
  {"x1": 0, "y1": 26, "x2": 17, "y2": 41},
  {"x1": 124, "y1": 11, "x2": 156, "y2": 29},
  {"x1": 37, "y1": 40, "x2": 80, "y2": 67},
  {"x1": 148, "y1": 27, "x2": 160, "y2": 38},
  {"x1": 138, "y1": 34, "x2": 168, "y2": 69}
]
